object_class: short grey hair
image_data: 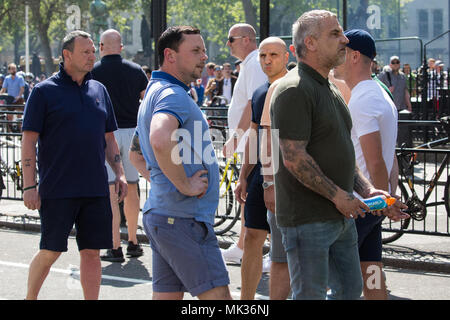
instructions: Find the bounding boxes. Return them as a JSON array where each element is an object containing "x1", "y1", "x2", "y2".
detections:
[
  {"x1": 62, "y1": 30, "x2": 91, "y2": 61},
  {"x1": 292, "y1": 10, "x2": 336, "y2": 59}
]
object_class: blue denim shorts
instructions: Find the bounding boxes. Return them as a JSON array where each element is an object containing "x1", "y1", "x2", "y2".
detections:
[
  {"x1": 39, "y1": 197, "x2": 113, "y2": 252},
  {"x1": 143, "y1": 213, "x2": 230, "y2": 297}
]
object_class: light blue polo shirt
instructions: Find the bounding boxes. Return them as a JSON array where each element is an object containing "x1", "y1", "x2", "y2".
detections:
[
  {"x1": 136, "y1": 71, "x2": 219, "y2": 225},
  {"x1": 3, "y1": 75, "x2": 25, "y2": 98}
]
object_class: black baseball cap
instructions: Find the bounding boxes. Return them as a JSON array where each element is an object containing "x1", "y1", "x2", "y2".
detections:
[{"x1": 344, "y1": 29, "x2": 377, "y2": 60}]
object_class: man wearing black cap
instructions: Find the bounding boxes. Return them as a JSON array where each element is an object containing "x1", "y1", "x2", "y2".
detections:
[{"x1": 334, "y1": 29, "x2": 408, "y2": 300}]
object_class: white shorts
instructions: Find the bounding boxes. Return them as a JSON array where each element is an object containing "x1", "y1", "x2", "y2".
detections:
[{"x1": 106, "y1": 128, "x2": 139, "y2": 184}]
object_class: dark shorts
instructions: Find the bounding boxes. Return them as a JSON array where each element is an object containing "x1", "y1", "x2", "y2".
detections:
[
  {"x1": 244, "y1": 165, "x2": 270, "y2": 232},
  {"x1": 143, "y1": 213, "x2": 230, "y2": 297},
  {"x1": 39, "y1": 197, "x2": 113, "y2": 252},
  {"x1": 355, "y1": 214, "x2": 385, "y2": 262}
]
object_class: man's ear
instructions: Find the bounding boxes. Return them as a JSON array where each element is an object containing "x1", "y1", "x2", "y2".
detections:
[
  {"x1": 164, "y1": 48, "x2": 176, "y2": 63},
  {"x1": 62, "y1": 49, "x2": 71, "y2": 63},
  {"x1": 303, "y1": 35, "x2": 317, "y2": 52},
  {"x1": 289, "y1": 44, "x2": 296, "y2": 56}
]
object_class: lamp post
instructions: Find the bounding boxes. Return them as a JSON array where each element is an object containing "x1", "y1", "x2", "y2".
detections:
[{"x1": 25, "y1": 5, "x2": 30, "y2": 74}]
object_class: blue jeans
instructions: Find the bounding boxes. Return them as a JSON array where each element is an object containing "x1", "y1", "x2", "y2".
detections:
[{"x1": 280, "y1": 218, "x2": 363, "y2": 300}]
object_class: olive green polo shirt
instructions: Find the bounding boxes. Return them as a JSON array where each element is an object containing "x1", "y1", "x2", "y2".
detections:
[{"x1": 270, "y1": 62, "x2": 355, "y2": 227}]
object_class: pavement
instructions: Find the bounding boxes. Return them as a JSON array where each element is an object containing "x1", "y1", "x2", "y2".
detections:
[{"x1": 1, "y1": 198, "x2": 450, "y2": 274}]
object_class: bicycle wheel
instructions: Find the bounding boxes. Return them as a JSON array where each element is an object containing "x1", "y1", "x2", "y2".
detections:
[
  {"x1": 444, "y1": 176, "x2": 450, "y2": 218},
  {"x1": 381, "y1": 181, "x2": 411, "y2": 244},
  {"x1": 214, "y1": 164, "x2": 241, "y2": 235}
]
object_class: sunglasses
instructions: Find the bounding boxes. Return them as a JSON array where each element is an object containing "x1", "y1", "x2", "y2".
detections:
[
  {"x1": 228, "y1": 36, "x2": 245, "y2": 43},
  {"x1": 391, "y1": 61, "x2": 400, "y2": 64}
]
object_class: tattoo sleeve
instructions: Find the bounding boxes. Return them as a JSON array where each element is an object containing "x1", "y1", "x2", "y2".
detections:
[
  {"x1": 353, "y1": 166, "x2": 373, "y2": 198},
  {"x1": 130, "y1": 133, "x2": 143, "y2": 155},
  {"x1": 279, "y1": 138, "x2": 338, "y2": 201}
]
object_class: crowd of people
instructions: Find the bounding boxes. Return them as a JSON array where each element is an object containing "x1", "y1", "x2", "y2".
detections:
[{"x1": 8, "y1": 8, "x2": 423, "y2": 301}]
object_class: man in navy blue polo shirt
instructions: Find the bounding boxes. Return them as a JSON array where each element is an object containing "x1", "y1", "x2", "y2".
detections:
[{"x1": 21, "y1": 30, "x2": 127, "y2": 300}]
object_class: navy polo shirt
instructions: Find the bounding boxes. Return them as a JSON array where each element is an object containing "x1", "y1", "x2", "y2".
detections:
[
  {"x1": 22, "y1": 63, "x2": 118, "y2": 199},
  {"x1": 91, "y1": 55, "x2": 148, "y2": 128},
  {"x1": 251, "y1": 82, "x2": 270, "y2": 162}
]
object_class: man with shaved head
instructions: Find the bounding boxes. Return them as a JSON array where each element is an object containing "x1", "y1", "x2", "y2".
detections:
[
  {"x1": 221, "y1": 23, "x2": 268, "y2": 264},
  {"x1": 234, "y1": 36, "x2": 289, "y2": 299},
  {"x1": 92, "y1": 29, "x2": 148, "y2": 263}
]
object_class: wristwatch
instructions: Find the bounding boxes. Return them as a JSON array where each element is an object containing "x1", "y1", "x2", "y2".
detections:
[{"x1": 262, "y1": 181, "x2": 274, "y2": 189}]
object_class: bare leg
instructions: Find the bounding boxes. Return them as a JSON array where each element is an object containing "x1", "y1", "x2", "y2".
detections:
[
  {"x1": 124, "y1": 183, "x2": 140, "y2": 244},
  {"x1": 26, "y1": 249, "x2": 62, "y2": 300},
  {"x1": 79, "y1": 249, "x2": 102, "y2": 300},
  {"x1": 360, "y1": 261, "x2": 388, "y2": 300},
  {"x1": 236, "y1": 204, "x2": 246, "y2": 250},
  {"x1": 240, "y1": 228, "x2": 267, "y2": 300},
  {"x1": 109, "y1": 185, "x2": 121, "y2": 249},
  {"x1": 153, "y1": 292, "x2": 184, "y2": 300},
  {"x1": 198, "y1": 286, "x2": 232, "y2": 300}
]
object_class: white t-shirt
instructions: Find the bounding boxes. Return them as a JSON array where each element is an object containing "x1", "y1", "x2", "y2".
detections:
[
  {"x1": 349, "y1": 80, "x2": 398, "y2": 195},
  {"x1": 222, "y1": 77, "x2": 233, "y2": 104},
  {"x1": 227, "y1": 49, "x2": 267, "y2": 152}
]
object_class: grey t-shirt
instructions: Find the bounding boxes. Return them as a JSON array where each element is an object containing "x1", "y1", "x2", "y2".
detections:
[{"x1": 378, "y1": 71, "x2": 407, "y2": 110}]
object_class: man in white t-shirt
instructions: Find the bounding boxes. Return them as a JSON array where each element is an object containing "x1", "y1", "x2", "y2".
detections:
[
  {"x1": 334, "y1": 29, "x2": 407, "y2": 300},
  {"x1": 221, "y1": 23, "x2": 268, "y2": 264},
  {"x1": 223, "y1": 23, "x2": 268, "y2": 158}
]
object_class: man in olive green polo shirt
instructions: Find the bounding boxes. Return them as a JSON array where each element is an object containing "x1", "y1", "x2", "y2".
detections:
[{"x1": 270, "y1": 10, "x2": 398, "y2": 300}]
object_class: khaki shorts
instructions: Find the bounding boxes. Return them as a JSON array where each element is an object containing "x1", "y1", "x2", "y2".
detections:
[{"x1": 106, "y1": 128, "x2": 139, "y2": 184}]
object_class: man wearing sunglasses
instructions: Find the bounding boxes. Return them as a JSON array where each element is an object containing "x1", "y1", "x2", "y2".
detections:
[
  {"x1": 378, "y1": 55, "x2": 412, "y2": 112},
  {"x1": 221, "y1": 23, "x2": 267, "y2": 265}
]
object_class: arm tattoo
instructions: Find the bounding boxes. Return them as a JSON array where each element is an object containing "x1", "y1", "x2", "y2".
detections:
[
  {"x1": 279, "y1": 139, "x2": 338, "y2": 201},
  {"x1": 130, "y1": 134, "x2": 143, "y2": 155},
  {"x1": 114, "y1": 154, "x2": 121, "y2": 163},
  {"x1": 24, "y1": 158, "x2": 32, "y2": 167},
  {"x1": 353, "y1": 166, "x2": 373, "y2": 197}
]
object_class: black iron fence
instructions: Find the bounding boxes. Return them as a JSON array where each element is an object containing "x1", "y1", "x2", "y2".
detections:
[
  {"x1": 0, "y1": 104, "x2": 24, "y2": 201},
  {"x1": 2, "y1": 100, "x2": 450, "y2": 242}
]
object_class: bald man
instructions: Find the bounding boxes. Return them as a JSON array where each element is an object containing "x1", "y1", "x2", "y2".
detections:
[
  {"x1": 92, "y1": 29, "x2": 148, "y2": 263},
  {"x1": 234, "y1": 37, "x2": 289, "y2": 299}
]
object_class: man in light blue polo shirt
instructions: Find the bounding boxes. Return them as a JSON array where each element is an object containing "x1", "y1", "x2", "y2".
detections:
[
  {"x1": 136, "y1": 26, "x2": 231, "y2": 300},
  {"x1": 0, "y1": 63, "x2": 25, "y2": 103}
]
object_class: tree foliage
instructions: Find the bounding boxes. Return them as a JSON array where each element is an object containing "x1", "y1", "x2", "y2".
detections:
[{"x1": 0, "y1": 0, "x2": 416, "y2": 73}]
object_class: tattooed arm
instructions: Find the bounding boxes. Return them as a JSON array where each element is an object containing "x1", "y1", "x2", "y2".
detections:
[
  {"x1": 105, "y1": 132, "x2": 128, "y2": 202},
  {"x1": 279, "y1": 138, "x2": 370, "y2": 219},
  {"x1": 353, "y1": 165, "x2": 376, "y2": 198},
  {"x1": 21, "y1": 131, "x2": 40, "y2": 210},
  {"x1": 129, "y1": 132, "x2": 151, "y2": 182}
]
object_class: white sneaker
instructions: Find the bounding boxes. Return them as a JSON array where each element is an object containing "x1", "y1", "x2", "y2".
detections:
[
  {"x1": 221, "y1": 244, "x2": 243, "y2": 264},
  {"x1": 262, "y1": 254, "x2": 271, "y2": 273}
]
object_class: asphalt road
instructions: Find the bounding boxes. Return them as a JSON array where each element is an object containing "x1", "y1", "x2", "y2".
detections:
[{"x1": 1, "y1": 227, "x2": 450, "y2": 301}]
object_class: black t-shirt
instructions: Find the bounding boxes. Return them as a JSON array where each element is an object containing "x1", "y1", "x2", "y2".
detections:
[{"x1": 92, "y1": 55, "x2": 148, "y2": 128}]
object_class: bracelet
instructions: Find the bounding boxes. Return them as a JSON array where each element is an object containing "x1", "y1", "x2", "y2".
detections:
[{"x1": 23, "y1": 184, "x2": 38, "y2": 191}]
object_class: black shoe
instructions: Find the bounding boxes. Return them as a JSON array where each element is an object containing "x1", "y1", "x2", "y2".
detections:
[
  {"x1": 100, "y1": 247, "x2": 125, "y2": 263},
  {"x1": 126, "y1": 241, "x2": 143, "y2": 257}
]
